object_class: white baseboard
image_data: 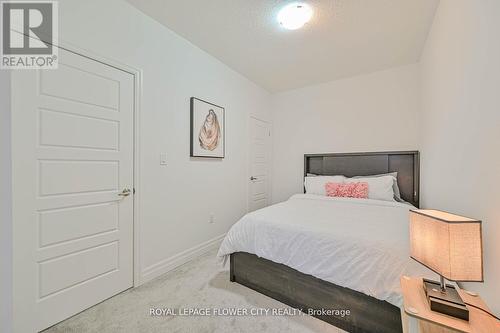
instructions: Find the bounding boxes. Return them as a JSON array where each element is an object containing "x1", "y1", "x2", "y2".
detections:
[{"x1": 140, "y1": 233, "x2": 226, "y2": 284}]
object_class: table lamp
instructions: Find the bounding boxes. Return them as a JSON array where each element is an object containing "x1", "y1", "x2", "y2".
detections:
[{"x1": 409, "y1": 209, "x2": 483, "y2": 321}]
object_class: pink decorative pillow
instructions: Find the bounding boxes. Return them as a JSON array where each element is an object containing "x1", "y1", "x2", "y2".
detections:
[{"x1": 325, "y1": 182, "x2": 369, "y2": 199}]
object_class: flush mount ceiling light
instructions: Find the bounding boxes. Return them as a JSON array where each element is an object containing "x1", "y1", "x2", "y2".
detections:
[{"x1": 277, "y1": 3, "x2": 313, "y2": 30}]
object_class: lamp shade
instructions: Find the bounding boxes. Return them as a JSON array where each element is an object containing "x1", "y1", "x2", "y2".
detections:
[{"x1": 409, "y1": 209, "x2": 483, "y2": 282}]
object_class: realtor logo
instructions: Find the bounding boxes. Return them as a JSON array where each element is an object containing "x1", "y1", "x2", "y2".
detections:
[{"x1": 1, "y1": 1, "x2": 58, "y2": 69}]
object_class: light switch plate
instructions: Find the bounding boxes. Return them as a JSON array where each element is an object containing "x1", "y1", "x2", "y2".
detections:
[{"x1": 160, "y1": 153, "x2": 167, "y2": 165}]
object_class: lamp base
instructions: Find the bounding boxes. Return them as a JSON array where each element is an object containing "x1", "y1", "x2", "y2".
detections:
[{"x1": 423, "y1": 278, "x2": 469, "y2": 321}]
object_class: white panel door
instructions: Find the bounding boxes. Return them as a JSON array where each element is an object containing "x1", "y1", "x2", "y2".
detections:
[
  {"x1": 248, "y1": 117, "x2": 271, "y2": 212},
  {"x1": 11, "y1": 47, "x2": 135, "y2": 332}
]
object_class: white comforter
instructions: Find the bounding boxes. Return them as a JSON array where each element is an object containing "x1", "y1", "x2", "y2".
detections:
[{"x1": 218, "y1": 194, "x2": 438, "y2": 307}]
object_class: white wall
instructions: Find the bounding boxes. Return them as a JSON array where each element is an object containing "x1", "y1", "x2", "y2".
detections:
[
  {"x1": 271, "y1": 64, "x2": 420, "y2": 203},
  {"x1": 420, "y1": 0, "x2": 500, "y2": 315},
  {"x1": 56, "y1": 0, "x2": 271, "y2": 282},
  {"x1": 1, "y1": 71, "x2": 12, "y2": 333}
]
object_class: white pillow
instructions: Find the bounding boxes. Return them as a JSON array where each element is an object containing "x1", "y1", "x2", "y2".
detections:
[
  {"x1": 352, "y1": 172, "x2": 402, "y2": 201},
  {"x1": 345, "y1": 175, "x2": 395, "y2": 201},
  {"x1": 304, "y1": 176, "x2": 345, "y2": 195}
]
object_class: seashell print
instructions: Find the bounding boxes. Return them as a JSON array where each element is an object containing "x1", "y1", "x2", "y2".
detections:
[{"x1": 198, "y1": 109, "x2": 221, "y2": 151}]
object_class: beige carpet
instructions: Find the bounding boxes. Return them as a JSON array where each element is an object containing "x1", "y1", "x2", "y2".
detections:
[{"x1": 43, "y1": 249, "x2": 346, "y2": 333}]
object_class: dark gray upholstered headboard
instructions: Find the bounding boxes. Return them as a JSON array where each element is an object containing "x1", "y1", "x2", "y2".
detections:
[{"x1": 304, "y1": 151, "x2": 420, "y2": 207}]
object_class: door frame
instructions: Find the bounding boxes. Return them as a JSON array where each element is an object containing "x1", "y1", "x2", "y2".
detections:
[
  {"x1": 12, "y1": 37, "x2": 144, "y2": 292},
  {"x1": 247, "y1": 115, "x2": 272, "y2": 212}
]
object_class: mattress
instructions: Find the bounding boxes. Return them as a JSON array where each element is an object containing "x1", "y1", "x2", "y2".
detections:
[{"x1": 218, "y1": 194, "x2": 439, "y2": 307}]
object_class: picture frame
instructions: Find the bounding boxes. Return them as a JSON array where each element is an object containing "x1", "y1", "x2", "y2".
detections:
[{"x1": 190, "y1": 97, "x2": 225, "y2": 158}]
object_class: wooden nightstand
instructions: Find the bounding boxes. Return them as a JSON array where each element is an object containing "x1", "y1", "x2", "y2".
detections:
[{"x1": 400, "y1": 276, "x2": 500, "y2": 333}]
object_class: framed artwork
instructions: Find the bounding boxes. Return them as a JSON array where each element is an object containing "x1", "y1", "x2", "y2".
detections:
[{"x1": 190, "y1": 97, "x2": 225, "y2": 158}]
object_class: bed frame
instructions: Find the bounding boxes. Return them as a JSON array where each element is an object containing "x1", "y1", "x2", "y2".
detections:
[{"x1": 230, "y1": 151, "x2": 420, "y2": 333}]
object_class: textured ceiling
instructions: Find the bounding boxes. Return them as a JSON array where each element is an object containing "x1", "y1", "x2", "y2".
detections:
[{"x1": 126, "y1": 0, "x2": 440, "y2": 92}]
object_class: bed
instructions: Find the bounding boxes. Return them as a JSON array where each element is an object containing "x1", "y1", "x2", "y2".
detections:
[{"x1": 218, "y1": 151, "x2": 435, "y2": 333}]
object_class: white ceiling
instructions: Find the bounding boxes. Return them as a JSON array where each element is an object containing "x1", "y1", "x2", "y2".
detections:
[{"x1": 126, "y1": 0, "x2": 440, "y2": 92}]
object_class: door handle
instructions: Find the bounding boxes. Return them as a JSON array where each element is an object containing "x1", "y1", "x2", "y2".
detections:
[
  {"x1": 118, "y1": 188, "x2": 131, "y2": 197},
  {"x1": 250, "y1": 176, "x2": 257, "y2": 181}
]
